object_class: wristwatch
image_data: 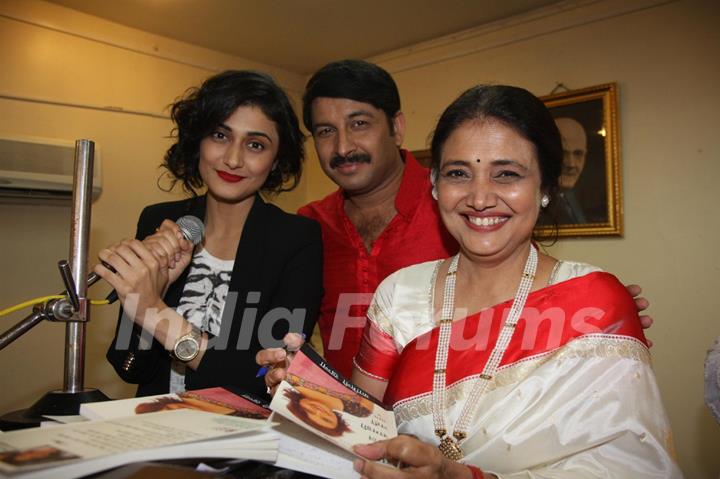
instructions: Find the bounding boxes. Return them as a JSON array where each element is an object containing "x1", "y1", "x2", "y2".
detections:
[{"x1": 172, "y1": 324, "x2": 202, "y2": 362}]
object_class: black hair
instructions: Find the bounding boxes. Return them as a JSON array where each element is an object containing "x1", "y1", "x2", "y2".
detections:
[
  {"x1": 302, "y1": 59, "x2": 401, "y2": 132},
  {"x1": 430, "y1": 84, "x2": 562, "y2": 199},
  {"x1": 163, "y1": 70, "x2": 304, "y2": 195}
]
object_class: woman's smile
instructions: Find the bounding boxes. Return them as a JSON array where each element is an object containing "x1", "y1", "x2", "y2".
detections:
[
  {"x1": 463, "y1": 214, "x2": 510, "y2": 230},
  {"x1": 216, "y1": 170, "x2": 245, "y2": 183},
  {"x1": 198, "y1": 105, "x2": 279, "y2": 204},
  {"x1": 437, "y1": 119, "x2": 542, "y2": 260}
]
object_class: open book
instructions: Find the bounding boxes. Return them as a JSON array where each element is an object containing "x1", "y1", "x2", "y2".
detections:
[
  {"x1": 269, "y1": 344, "x2": 397, "y2": 473},
  {"x1": 1, "y1": 355, "x2": 397, "y2": 479},
  {"x1": 0, "y1": 390, "x2": 275, "y2": 479}
]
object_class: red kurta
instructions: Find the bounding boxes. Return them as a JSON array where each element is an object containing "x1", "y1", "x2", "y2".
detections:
[{"x1": 298, "y1": 151, "x2": 457, "y2": 377}]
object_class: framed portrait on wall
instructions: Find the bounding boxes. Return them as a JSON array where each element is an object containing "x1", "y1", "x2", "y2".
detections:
[{"x1": 535, "y1": 83, "x2": 623, "y2": 238}]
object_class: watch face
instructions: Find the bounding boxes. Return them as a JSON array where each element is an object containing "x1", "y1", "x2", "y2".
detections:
[{"x1": 175, "y1": 338, "x2": 198, "y2": 361}]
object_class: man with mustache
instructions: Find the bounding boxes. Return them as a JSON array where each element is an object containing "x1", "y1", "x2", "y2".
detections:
[
  {"x1": 296, "y1": 60, "x2": 456, "y2": 377},
  {"x1": 288, "y1": 60, "x2": 650, "y2": 379}
]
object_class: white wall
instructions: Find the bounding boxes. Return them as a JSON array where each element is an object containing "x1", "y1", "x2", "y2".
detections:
[{"x1": 370, "y1": 0, "x2": 720, "y2": 476}]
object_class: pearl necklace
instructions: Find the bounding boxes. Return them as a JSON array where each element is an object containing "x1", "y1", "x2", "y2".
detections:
[{"x1": 432, "y1": 245, "x2": 538, "y2": 461}]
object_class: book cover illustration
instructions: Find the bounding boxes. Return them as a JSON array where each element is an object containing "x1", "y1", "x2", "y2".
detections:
[
  {"x1": 269, "y1": 345, "x2": 397, "y2": 455},
  {"x1": 80, "y1": 387, "x2": 270, "y2": 421}
]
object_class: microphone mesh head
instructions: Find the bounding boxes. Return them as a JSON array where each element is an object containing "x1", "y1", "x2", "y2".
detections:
[{"x1": 177, "y1": 215, "x2": 205, "y2": 245}]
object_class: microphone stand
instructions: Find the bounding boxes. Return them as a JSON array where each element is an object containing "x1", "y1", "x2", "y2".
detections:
[{"x1": 0, "y1": 140, "x2": 109, "y2": 430}]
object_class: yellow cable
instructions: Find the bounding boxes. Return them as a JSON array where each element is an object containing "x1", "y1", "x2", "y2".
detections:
[
  {"x1": 0, "y1": 295, "x2": 64, "y2": 317},
  {"x1": 1, "y1": 296, "x2": 112, "y2": 317}
]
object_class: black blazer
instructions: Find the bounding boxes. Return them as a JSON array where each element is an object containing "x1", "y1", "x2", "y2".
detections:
[{"x1": 106, "y1": 194, "x2": 323, "y2": 399}]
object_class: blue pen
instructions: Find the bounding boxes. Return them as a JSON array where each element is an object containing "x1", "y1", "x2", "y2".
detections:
[{"x1": 256, "y1": 333, "x2": 305, "y2": 377}]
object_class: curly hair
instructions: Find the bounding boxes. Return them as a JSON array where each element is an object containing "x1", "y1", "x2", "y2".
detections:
[{"x1": 163, "y1": 70, "x2": 304, "y2": 195}]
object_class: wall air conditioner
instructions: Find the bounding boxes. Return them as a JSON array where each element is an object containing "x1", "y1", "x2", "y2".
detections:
[{"x1": 0, "y1": 136, "x2": 102, "y2": 201}]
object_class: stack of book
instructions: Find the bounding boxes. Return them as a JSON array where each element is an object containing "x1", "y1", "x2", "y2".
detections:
[
  {"x1": 0, "y1": 388, "x2": 276, "y2": 478},
  {"x1": 0, "y1": 347, "x2": 398, "y2": 479}
]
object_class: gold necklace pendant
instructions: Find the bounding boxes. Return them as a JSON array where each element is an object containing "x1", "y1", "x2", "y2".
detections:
[{"x1": 438, "y1": 436, "x2": 464, "y2": 461}]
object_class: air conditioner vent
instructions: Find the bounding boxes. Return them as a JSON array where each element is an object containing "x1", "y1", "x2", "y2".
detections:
[{"x1": 0, "y1": 136, "x2": 102, "y2": 201}]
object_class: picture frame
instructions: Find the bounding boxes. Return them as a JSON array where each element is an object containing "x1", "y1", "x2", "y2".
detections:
[
  {"x1": 411, "y1": 82, "x2": 622, "y2": 238},
  {"x1": 535, "y1": 82, "x2": 623, "y2": 238}
]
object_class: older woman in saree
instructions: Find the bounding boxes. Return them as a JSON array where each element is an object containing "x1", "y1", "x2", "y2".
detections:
[{"x1": 349, "y1": 85, "x2": 681, "y2": 478}]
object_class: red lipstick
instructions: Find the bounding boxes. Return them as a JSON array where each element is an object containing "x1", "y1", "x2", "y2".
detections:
[{"x1": 217, "y1": 171, "x2": 245, "y2": 183}]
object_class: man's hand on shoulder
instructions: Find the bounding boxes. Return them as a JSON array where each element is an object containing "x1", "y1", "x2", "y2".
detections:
[{"x1": 626, "y1": 283, "x2": 654, "y2": 347}]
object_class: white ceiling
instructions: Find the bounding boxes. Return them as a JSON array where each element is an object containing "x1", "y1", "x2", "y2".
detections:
[{"x1": 46, "y1": 0, "x2": 562, "y2": 75}]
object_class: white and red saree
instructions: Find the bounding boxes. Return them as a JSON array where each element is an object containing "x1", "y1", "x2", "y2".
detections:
[{"x1": 355, "y1": 260, "x2": 681, "y2": 478}]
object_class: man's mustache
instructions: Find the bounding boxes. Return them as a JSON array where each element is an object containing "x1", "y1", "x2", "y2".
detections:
[{"x1": 329, "y1": 153, "x2": 371, "y2": 169}]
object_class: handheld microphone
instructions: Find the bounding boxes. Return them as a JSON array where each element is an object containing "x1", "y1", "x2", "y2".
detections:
[{"x1": 88, "y1": 215, "x2": 205, "y2": 304}]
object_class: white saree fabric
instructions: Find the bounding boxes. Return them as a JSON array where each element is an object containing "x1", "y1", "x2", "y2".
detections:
[{"x1": 368, "y1": 260, "x2": 683, "y2": 478}]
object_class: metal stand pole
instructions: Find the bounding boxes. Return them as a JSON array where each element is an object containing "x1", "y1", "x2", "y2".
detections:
[
  {"x1": 65, "y1": 139, "x2": 94, "y2": 393},
  {"x1": 0, "y1": 140, "x2": 109, "y2": 430}
]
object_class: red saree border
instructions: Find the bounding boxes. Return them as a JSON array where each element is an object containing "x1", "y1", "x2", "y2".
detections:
[{"x1": 385, "y1": 272, "x2": 647, "y2": 404}]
